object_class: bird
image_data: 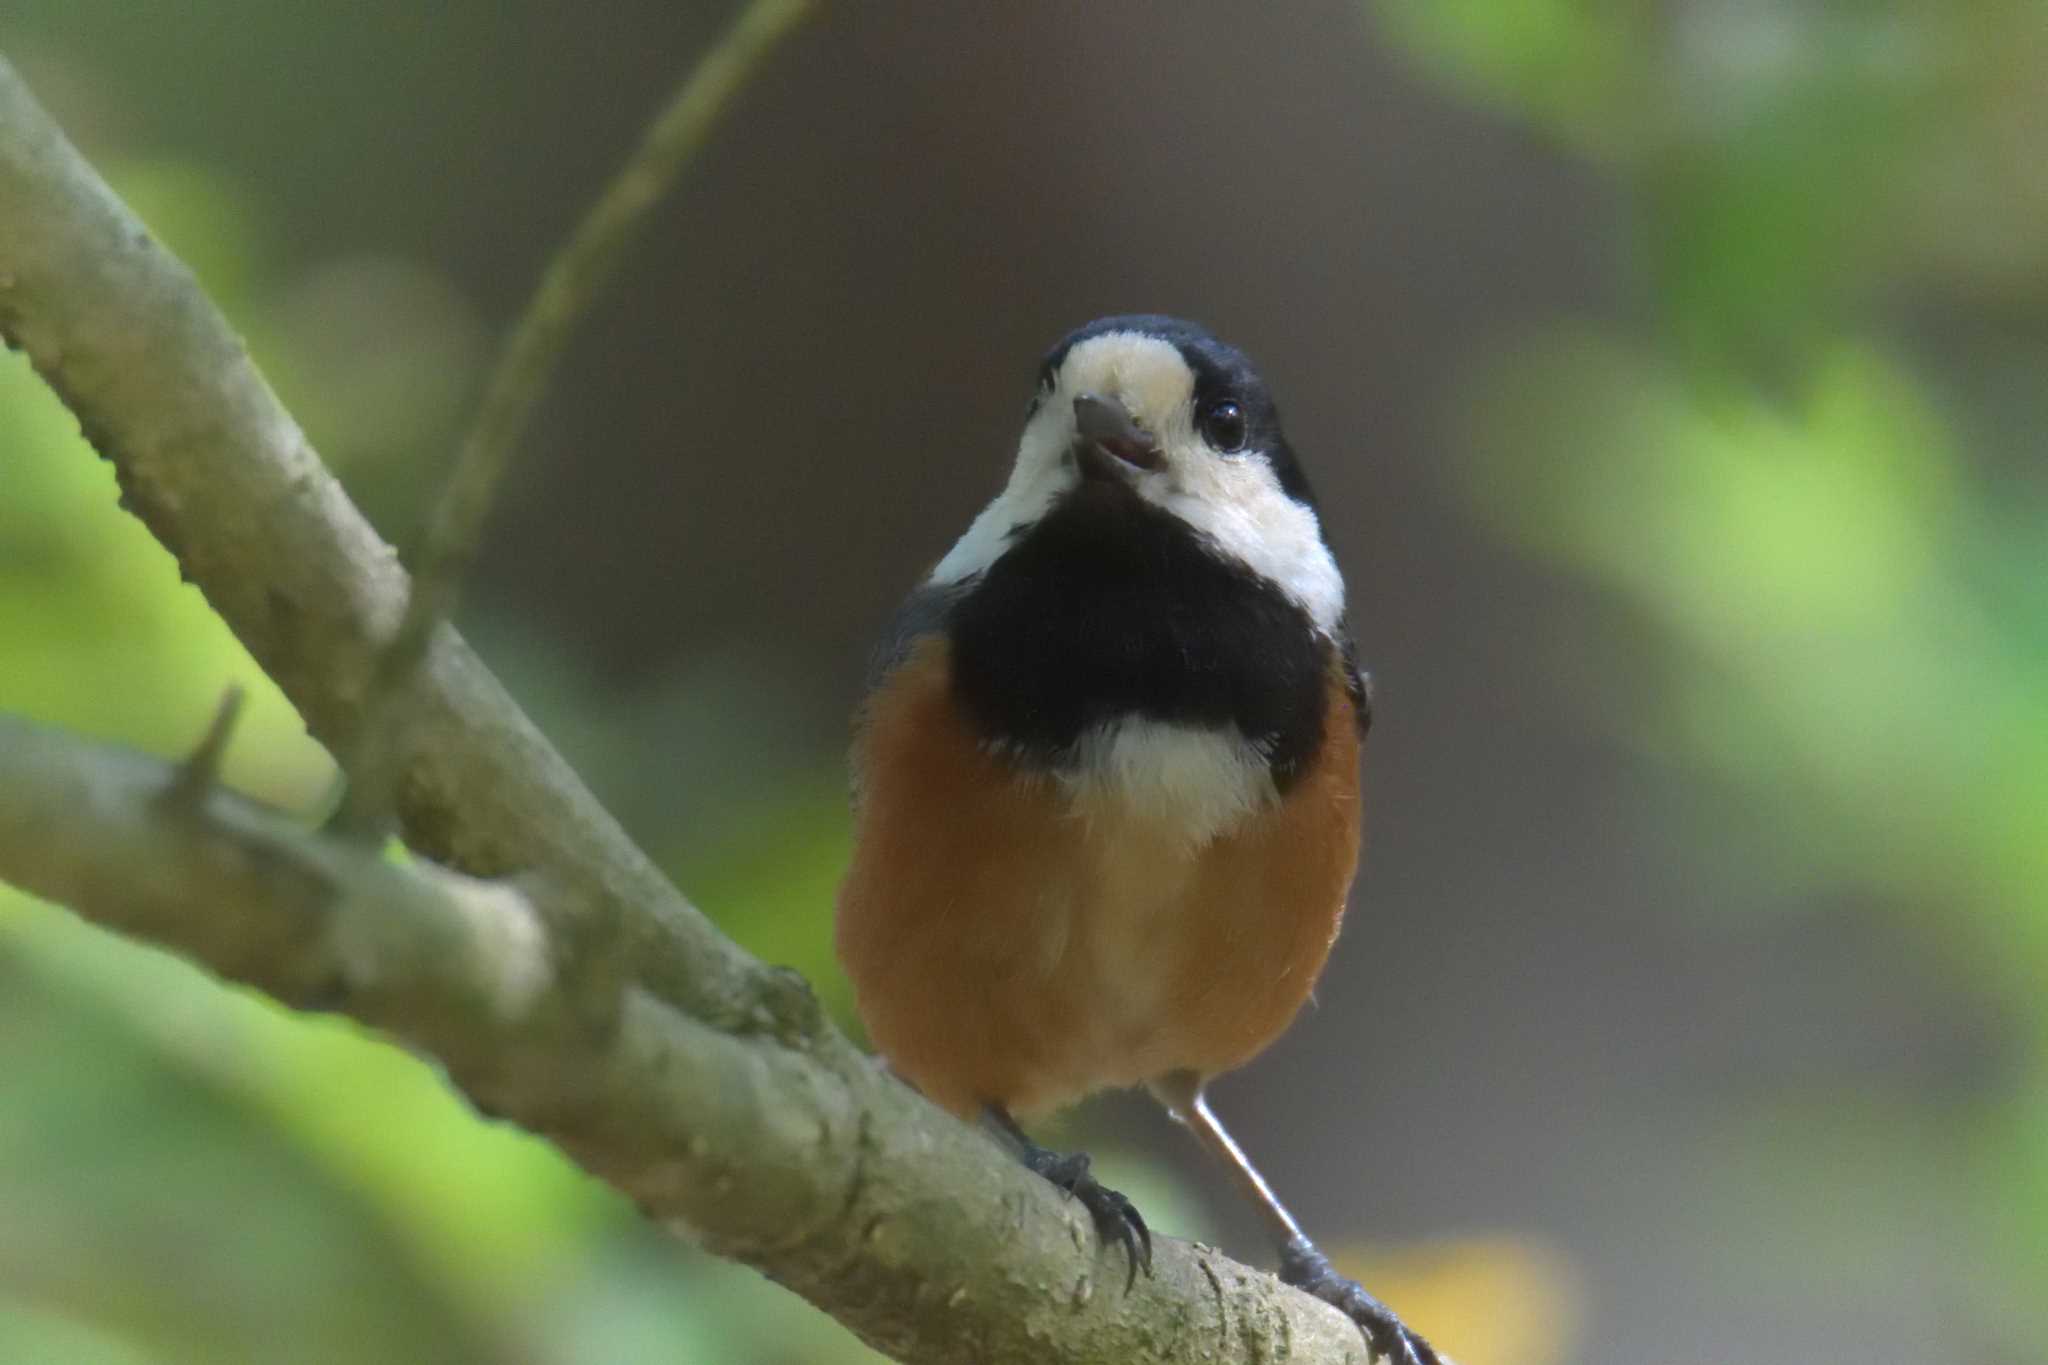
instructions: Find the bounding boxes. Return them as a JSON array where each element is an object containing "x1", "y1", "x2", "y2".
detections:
[{"x1": 835, "y1": 314, "x2": 1437, "y2": 1365}]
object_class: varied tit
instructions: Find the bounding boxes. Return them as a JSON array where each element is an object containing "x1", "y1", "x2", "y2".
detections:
[{"x1": 835, "y1": 315, "x2": 1436, "y2": 1365}]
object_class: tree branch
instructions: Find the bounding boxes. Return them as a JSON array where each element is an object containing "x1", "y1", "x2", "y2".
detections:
[
  {"x1": 339, "y1": 0, "x2": 817, "y2": 837},
  {"x1": 0, "y1": 715, "x2": 1371, "y2": 1364},
  {"x1": 0, "y1": 48, "x2": 756, "y2": 1032},
  {"x1": 0, "y1": 50, "x2": 1401, "y2": 1365}
]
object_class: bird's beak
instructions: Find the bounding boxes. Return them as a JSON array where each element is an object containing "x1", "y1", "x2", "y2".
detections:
[{"x1": 1073, "y1": 392, "x2": 1162, "y2": 475}]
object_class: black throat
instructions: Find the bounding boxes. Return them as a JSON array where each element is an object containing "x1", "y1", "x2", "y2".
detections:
[{"x1": 945, "y1": 478, "x2": 1332, "y2": 787}]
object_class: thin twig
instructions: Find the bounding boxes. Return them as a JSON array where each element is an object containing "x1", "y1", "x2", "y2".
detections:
[
  {"x1": 160, "y1": 683, "x2": 245, "y2": 807},
  {"x1": 336, "y1": 0, "x2": 818, "y2": 837}
]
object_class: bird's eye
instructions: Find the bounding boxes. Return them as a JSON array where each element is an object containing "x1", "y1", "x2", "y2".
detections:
[{"x1": 1199, "y1": 400, "x2": 1248, "y2": 453}]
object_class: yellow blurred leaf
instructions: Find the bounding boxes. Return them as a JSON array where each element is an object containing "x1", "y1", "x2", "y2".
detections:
[{"x1": 1333, "y1": 1234, "x2": 1583, "y2": 1365}]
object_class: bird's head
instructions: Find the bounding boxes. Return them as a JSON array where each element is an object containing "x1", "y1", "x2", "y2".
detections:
[{"x1": 931, "y1": 315, "x2": 1345, "y2": 635}]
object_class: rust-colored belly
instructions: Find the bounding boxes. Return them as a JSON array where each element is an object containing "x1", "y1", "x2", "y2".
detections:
[{"x1": 834, "y1": 636, "x2": 1361, "y2": 1119}]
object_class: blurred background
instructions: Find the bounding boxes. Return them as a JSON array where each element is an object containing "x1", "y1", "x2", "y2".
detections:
[{"x1": 3, "y1": 2, "x2": 2044, "y2": 1362}]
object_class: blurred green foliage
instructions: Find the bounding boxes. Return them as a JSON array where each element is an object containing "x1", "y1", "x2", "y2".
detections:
[{"x1": 1367, "y1": 0, "x2": 2048, "y2": 1351}]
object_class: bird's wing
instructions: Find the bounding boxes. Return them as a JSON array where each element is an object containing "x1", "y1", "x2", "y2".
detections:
[
  {"x1": 865, "y1": 576, "x2": 975, "y2": 694},
  {"x1": 852, "y1": 577, "x2": 977, "y2": 811},
  {"x1": 1335, "y1": 625, "x2": 1373, "y2": 738}
]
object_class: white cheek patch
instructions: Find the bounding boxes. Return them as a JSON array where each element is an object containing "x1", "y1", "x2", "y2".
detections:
[
  {"x1": 930, "y1": 407, "x2": 1070, "y2": 584},
  {"x1": 1138, "y1": 449, "x2": 1346, "y2": 635},
  {"x1": 1059, "y1": 717, "x2": 1277, "y2": 848}
]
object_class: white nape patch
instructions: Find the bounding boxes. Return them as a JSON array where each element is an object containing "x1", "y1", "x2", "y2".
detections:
[
  {"x1": 1059, "y1": 716, "x2": 1277, "y2": 847},
  {"x1": 929, "y1": 331, "x2": 1346, "y2": 634}
]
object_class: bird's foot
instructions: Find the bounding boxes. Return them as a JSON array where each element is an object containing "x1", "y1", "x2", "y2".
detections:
[
  {"x1": 1019, "y1": 1144, "x2": 1153, "y2": 1292},
  {"x1": 1279, "y1": 1234, "x2": 1439, "y2": 1365}
]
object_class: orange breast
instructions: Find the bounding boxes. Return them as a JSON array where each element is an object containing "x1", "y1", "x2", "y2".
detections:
[{"x1": 834, "y1": 636, "x2": 1362, "y2": 1119}]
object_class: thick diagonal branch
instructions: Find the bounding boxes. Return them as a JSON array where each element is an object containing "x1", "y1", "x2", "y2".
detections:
[{"x1": 0, "y1": 716, "x2": 1372, "y2": 1365}]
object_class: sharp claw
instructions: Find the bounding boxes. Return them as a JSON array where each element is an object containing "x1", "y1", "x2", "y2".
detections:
[
  {"x1": 1117, "y1": 1219, "x2": 1141, "y2": 1294},
  {"x1": 1078, "y1": 1181, "x2": 1147, "y2": 1295},
  {"x1": 1012, "y1": 1139, "x2": 1154, "y2": 1295},
  {"x1": 1375, "y1": 1321, "x2": 1432, "y2": 1365}
]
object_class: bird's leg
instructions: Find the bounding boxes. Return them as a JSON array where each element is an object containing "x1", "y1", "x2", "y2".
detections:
[
  {"x1": 1148, "y1": 1071, "x2": 1440, "y2": 1365},
  {"x1": 983, "y1": 1104, "x2": 1153, "y2": 1292}
]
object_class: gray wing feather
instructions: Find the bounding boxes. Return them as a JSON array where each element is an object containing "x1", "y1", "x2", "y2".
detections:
[
  {"x1": 850, "y1": 576, "x2": 975, "y2": 812},
  {"x1": 865, "y1": 576, "x2": 974, "y2": 693}
]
